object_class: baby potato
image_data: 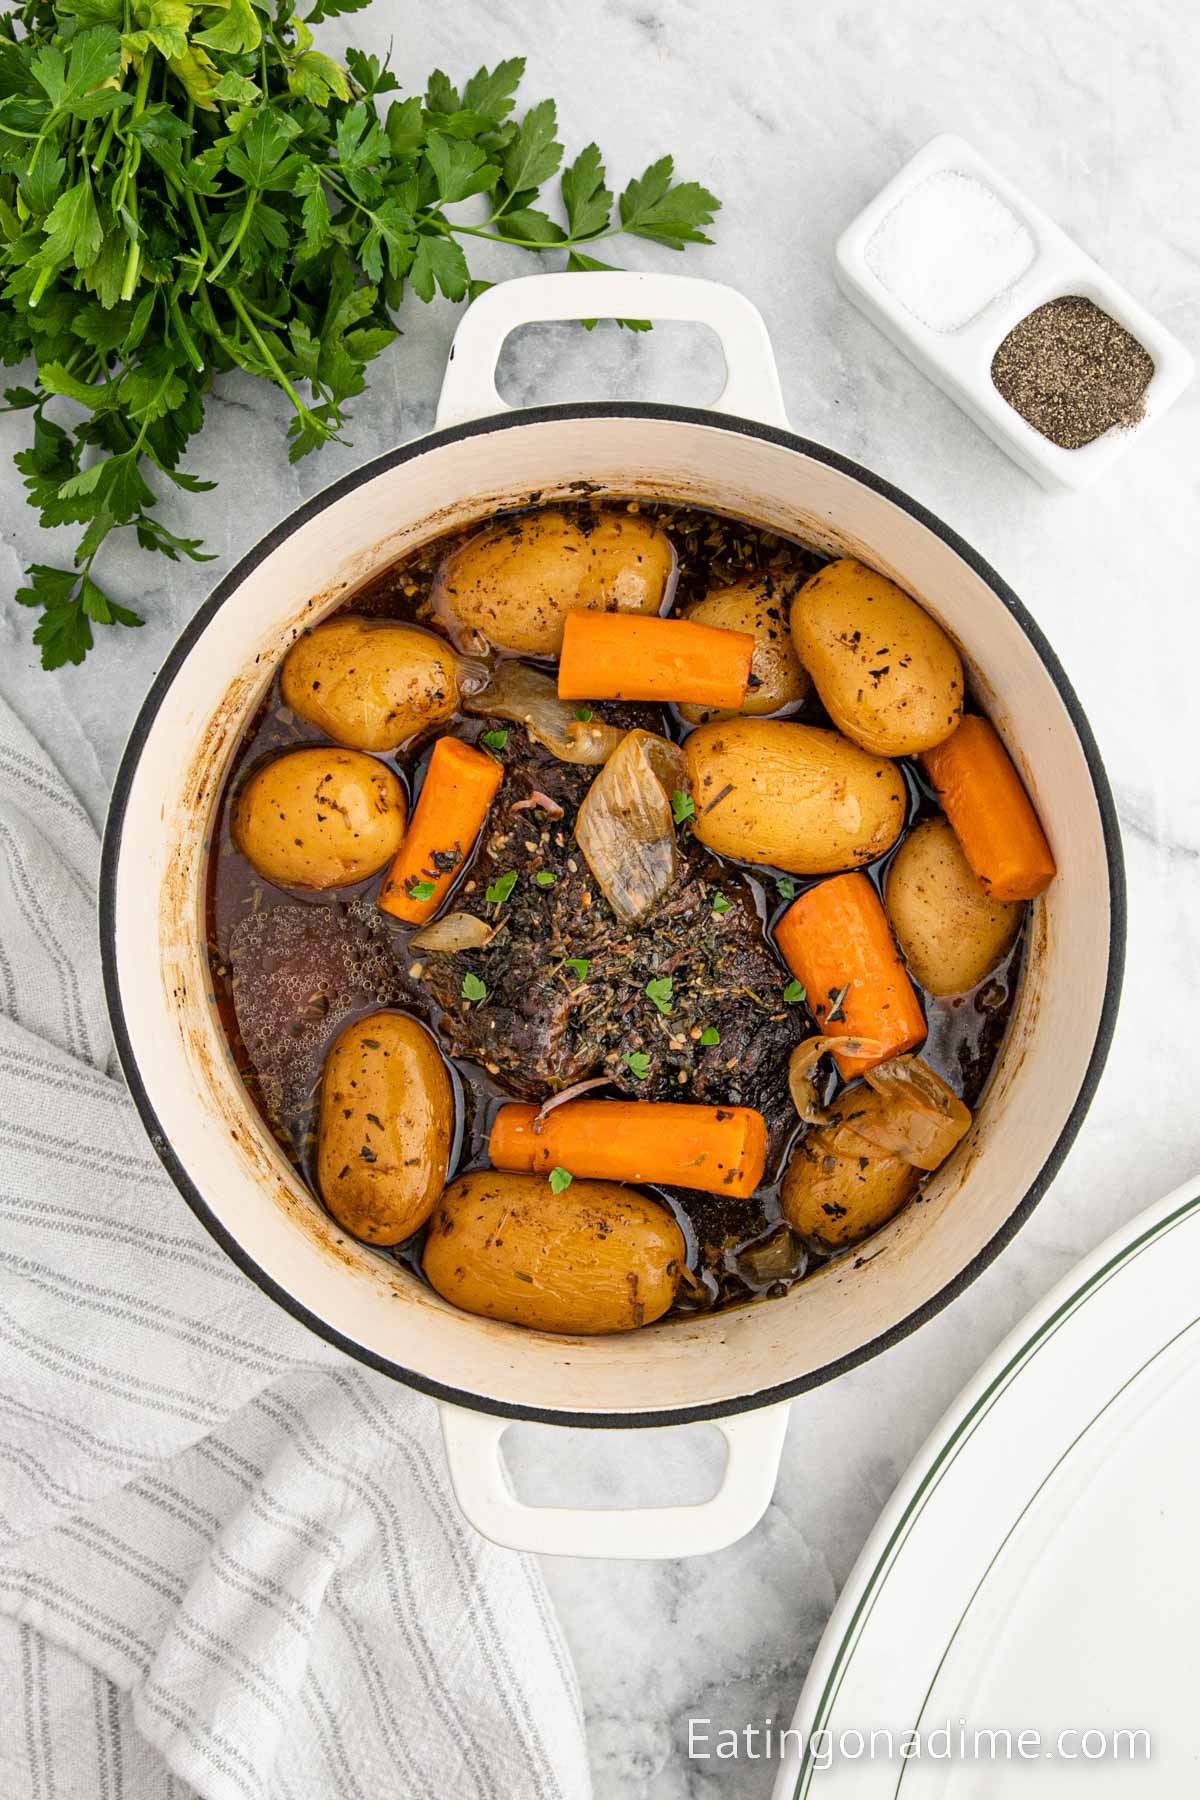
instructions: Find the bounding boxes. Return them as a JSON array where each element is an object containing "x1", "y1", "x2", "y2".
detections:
[
  {"x1": 431, "y1": 508, "x2": 675, "y2": 656},
  {"x1": 885, "y1": 816, "x2": 1022, "y2": 996},
  {"x1": 423, "y1": 1170, "x2": 686, "y2": 1334},
  {"x1": 678, "y1": 576, "x2": 809, "y2": 723},
  {"x1": 791, "y1": 558, "x2": 963, "y2": 756},
  {"x1": 281, "y1": 617, "x2": 459, "y2": 751},
  {"x1": 232, "y1": 748, "x2": 406, "y2": 890},
  {"x1": 781, "y1": 1102, "x2": 920, "y2": 1248},
  {"x1": 317, "y1": 1012, "x2": 453, "y2": 1245},
  {"x1": 685, "y1": 717, "x2": 906, "y2": 875}
]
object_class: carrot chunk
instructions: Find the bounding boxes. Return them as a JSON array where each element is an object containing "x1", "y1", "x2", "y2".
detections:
[
  {"x1": 489, "y1": 1099, "x2": 767, "y2": 1199},
  {"x1": 557, "y1": 611, "x2": 754, "y2": 710},
  {"x1": 774, "y1": 873, "x2": 926, "y2": 1078},
  {"x1": 378, "y1": 736, "x2": 502, "y2": 924},
  {"x1": 920, "y1": 715, "x2": 1056, "y2": 901}
]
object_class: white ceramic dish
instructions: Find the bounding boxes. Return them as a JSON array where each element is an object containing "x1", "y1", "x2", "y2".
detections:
[
  {"x1": 100, "y1": 271, "x2": 1123, "y2": 1559},
  {"x1": 773, "y1": 1175, "x2": 1200, "y2": 1797},
  {"x1": 836, "y1": 133, "x2": 1195, "y2": 491}
]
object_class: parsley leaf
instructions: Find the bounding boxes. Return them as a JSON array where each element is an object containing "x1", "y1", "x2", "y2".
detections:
[
  {"x1": 712, "y1": 893, "x2": 732, "y2": 914},
  {"x1": 671, "y1": 789, "x2": 695, "y2": 825},
  {"x1": 776, "y1": 878, "x2": 797, "y2": 900},
  {"x1": 485, "y1": 870, "x2": 517, "y2": 905},
  {"x1": 783, "y1": 979, "x2": 806, "y2": 1005},
  {"x1": 645, "y1": 976, "x2": 673, "y2": 1015},
  {"x1": 564, "y1": 958, "x2": 590, "y2": 979},
  {"x1": 481, "y1": 728, "x2": 509, "y2": 750},
  {"x1": 619, "y1": 156, "x2": 720, "y2": 249},
  {"x1": 561, "y1": 143, "x2": 612, "y2": 240},
  {"x1": 699, "y1": 1026, "x2": 720, "y2": 1046},
  {"x1": 407, "y1": 880, "x2": 436, "y2": 902},
  {"x1": 572, "y1": 705, "x2": 594, "y2": 722},
  {"x1": 461, "y1": 972, "x2": 487, "y2": 1002},
  {"x1": 548, "y1": 1165, "x2": 573, "y2": 1193},
  {"x1": 534, "y1": 870, "x2": 557, "y2": 887},
  {"x1": 623, "y1": 1050, "x2": 651, "y2": 1080}
]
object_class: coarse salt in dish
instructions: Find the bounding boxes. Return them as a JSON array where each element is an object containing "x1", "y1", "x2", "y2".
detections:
[{"x1": 864, "y1": 170, "x2": 1035, "y2": 334}]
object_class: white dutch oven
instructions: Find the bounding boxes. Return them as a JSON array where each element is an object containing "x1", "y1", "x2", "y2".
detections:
[{"x1": 101, "y1": 273, "x2": 1124, "y2": 1560}]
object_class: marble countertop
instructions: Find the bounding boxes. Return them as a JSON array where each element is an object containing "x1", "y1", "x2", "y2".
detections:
[{"x1": 2, "y1": 0, "x2": 1197, "y2": 1794}]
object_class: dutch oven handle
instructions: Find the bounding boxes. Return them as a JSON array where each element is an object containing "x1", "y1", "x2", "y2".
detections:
[
  {"x1": 434, "y1": 269, "x2": 790, "y2": 430},
  {"x1": 440, "y1": 1401, "x2": 792, "y2": 1559},
  {"x1": 434, "y1": 270, "x2": 792, "y2": 1558}
]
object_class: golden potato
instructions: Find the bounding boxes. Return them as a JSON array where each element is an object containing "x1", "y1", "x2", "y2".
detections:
[
  {"x1": 791, "y1": 558, "x2": 963, "y2": 756},
  {"x1": 431, "y1": 508, "x2": 675, "y2": 656},
  {"x1": 885, "y1": 816, "x2": 1022, "y2": 996},
  {"x1": 232, "y1": 748, "x2": 406, "y2": 889},
  {"x1": 781, "y1": 1096, "x2": 920, "y2": 1248},
  {"x1": 685, "y1": 717, "x2": 906, "y2": 875},
  {"x1": 317, "y1": 1011, "x2": 452, "y2": 1245},
  {"x1": 281, "y1": 617, "x2": 459, "y2": 751},
  {"x1": 677, "y1": 576, "x2": 809, "y2": 723},
  {"x1": 423, "y1": 1170, "x2": 686, "y2": 1334}
]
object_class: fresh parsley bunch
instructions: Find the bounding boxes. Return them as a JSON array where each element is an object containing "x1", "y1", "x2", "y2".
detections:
[{"x1": 0, "y1": 0, "x2": 719, "y2": 669}]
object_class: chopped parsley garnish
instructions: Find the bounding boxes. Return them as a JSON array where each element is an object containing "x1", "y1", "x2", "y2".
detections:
[
  {"x1": 548, "y1": 1166, "x2": 573, "y2": 1193},
  {"x1": 699, "y1": 1026, "x2": 720, "y2": 1046},
  {"x1": 711, "y1": 892, "x2": 732, "y2": 914},
  {"x1": 776, "y1": 878, "x2": 797, "y2": 900},
  {"x1": 623, "y1": 1051, "x2": 651, "y2": 1080},
  {"x1": 534, "y1": 870, "x2": 557, "y2": 887},
  {"x1": 671, "y1": 789, "x2": 695, "y2": 825},
  {"x1": 645, "y1": 975, "x2": 674, "y2": 1015},
  {"x1": 573, "y1": 705, "x2": 594, "y2": 722},
  {"x1": 461, "y1": 972, "x2": 487, "y2": 1002},
  {"x1": 782, "y1": 979, "x2": 806, "y2": 1004},
  {"x1": 564, "y1": 958, "x2": 591, "y2": 979},
  {"x1": 406, "y1": 880, "x2": 436, "y2": 901},
  {"x1": 481, "y1": 729, "x2": 509, "y2": 751},
  {"x1": 485, "y1": 870, "x2": 518, "y2": 905}
]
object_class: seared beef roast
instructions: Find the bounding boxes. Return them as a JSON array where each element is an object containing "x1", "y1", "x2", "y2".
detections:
[{"x1": 418, "y1": 730, "x2": 805, "y2": 1155}]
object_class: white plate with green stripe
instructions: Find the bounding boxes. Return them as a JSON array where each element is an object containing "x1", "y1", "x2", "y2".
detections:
[{"x1": 774, "y1": 1179, "x2": 1200, "y2": 1797}]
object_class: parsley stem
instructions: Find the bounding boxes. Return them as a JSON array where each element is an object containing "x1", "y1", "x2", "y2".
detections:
[
  {"x1": 439, "y1": 219, "x2": 621, "y2": 252},
  {"x1": 208, "y1": 189, "x2": 260, "y2": 281},
  {"x1": 226, "y1": 286, "x2": 311, "y2": 418},
  {"x1": 120, "y1": 234, "x2": 141, "y2": 302},
  {"x1": 91, "y1": 106, "x2": 119, "y2": 171}
]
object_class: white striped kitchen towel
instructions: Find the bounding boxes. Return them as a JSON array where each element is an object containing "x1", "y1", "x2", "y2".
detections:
[{"x1": 0, "y1": 691, "x2": 590, "y2": 1800}]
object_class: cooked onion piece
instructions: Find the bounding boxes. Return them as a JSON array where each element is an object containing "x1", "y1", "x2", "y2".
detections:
[
  {"x1": 464, "y1": 661, "x2": 624, "y2": 765},
  {"x1": 408, "y1": 913, "x2": 499, "y2": 953},
  {"x1": 857, "y1": 1055, "x2": 972, "y2": 1170},
  {"x1": 787, "y1": 1034, "x2": 883, "y2": 1124},
  {"x1": 574, "y1": 729, "x2": 687, "y2": 925}
]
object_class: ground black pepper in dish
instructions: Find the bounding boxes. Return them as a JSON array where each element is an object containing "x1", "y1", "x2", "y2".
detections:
[{"x1": 990, "y1": 294, "x2": 1154, "y2": 449}]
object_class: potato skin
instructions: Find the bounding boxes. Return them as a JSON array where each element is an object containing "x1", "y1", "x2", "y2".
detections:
[
  {"x1": 232, "y1": 748, "x2": 406, "y2": 890},
  {"x1": 791, "y1": 558, "x2": 963, "y2": 756},
  {"x1": 678, "y1": 577, "x2": 809, "y2": 724},
  {"x1": 317, "y1": 1011, "x2": 452, "y2": 1245},
  {"x1": 431, "y1": 508, "x2": 675, "y2": 656},
  {"x1": 281, "y1": 617, "x2": 459, "y2": 751},
  {"x1": 423, "y1": 1171, "x2": 686, "y2": 1334},
  {"x1": 885, "y1": 816, "x2": 1023, "y2": 996},
  {"x1": 781, "y1": 1098, "x2": 920, "y2": 1248},
  {"x1": 685, "y1": 717, "x2": 906, "y2": 875}
]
